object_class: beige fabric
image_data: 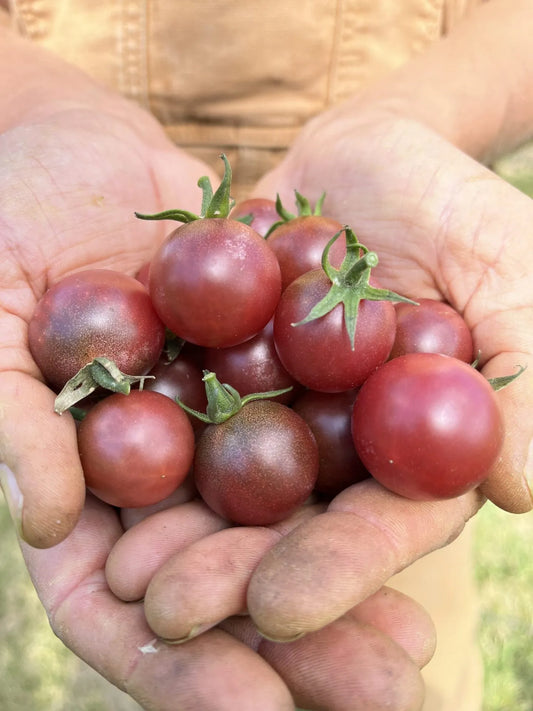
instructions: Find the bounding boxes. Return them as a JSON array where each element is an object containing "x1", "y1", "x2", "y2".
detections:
[
  {"x1": 391, "y1": 525, "x2": 483, "y2": 711},
  {"x1": 7, "y1": 0, "x2": 483, "y2": 194}
]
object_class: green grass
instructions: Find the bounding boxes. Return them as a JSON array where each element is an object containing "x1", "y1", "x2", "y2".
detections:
[
  {"x1": 1, "y1": 494, "x2": 532, "y2": 710},
  {"x1": 474, "y1": 504, "x2": 533, "y2": 711}
]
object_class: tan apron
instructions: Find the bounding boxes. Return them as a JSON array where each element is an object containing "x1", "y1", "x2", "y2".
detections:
[{"x1": 6, "y1": 0, "x2": 482, "y2": 195}]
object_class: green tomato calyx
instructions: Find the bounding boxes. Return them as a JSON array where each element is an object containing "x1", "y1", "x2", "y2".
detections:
[
  {"x1": 54, "y1": 357, "x2": 154, "y2": 414},
  {"x1": 176, "y1": 370, "x2": 292, "y2": 424},
  {"x1": 134, "y1": 154, "x2": 235, "y2": 224},
  {"x1": 264, "y1": 190, "x2": 327, "y2": 237},
  {"x1": 292, "y1": 226, "x2": 417, "y2": 350}
]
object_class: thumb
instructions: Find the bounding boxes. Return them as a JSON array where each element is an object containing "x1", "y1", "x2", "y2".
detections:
[{"x1": 0, "y1": 370, "x2": 85, "y2": 548}]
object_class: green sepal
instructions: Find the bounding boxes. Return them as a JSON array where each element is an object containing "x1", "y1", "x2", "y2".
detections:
[
  {"x1": 134, "y1": 208, "x2": 200, "y2": 223},
  {"x1": 204, "y1": 154, "x2": 233, "y2": 218},
  {"x1": 54, "y1": 357, "x2": 154, "y2": 414},
  {"x1": 176, "y1": 370, "x2": 292, "y2": 425},
  {"x1": 292, "y1": 226, "x2": 417, "y2": 349},
  {"x1": 134, "y1": 154, "x2": 235, "y2": 225},
  {"x1": 488, "y1": 364, "x2": 526, "y2": 391},
  {"x1": 264, "y1": 190, "x2": 327, "y2": 238}
]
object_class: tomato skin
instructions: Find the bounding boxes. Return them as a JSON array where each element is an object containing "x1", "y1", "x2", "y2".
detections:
[
  {"x1": 203, "y1": 319, "x2": 301, "y2": 405},
  {"x1": 230, "y1": 198, "x2": 279, "y2": 237},
  {"x1": 144, "y1": 352, "x2": 208, "y2": 434},
  {"x1": 78, "y1": 390, "x2": 195, "y2": 508},
  {"x1": 266, "y1": 215, "x2": 346, "y2": 290},
  {"x1": 351, "y1": 353, "x2": 504, "y2": 500},
  {"x1": 193, "y1": 400, "x2": 319, "y2": 525},
  {"x1": 390, "y1": 299, "x2": 474, "y2": 362},
  {"x1": 28, "y1": 269, "x2": 166, "y2": 390},
  {"x1": 273, "y1": 269, "x2": 397, "y2": 392},
  {"x1": 149, "y1": 218, "x2": 282, "y2": 348},
  {"x1": 292, "y1": 389, "x2": 369, "y2": 497}
]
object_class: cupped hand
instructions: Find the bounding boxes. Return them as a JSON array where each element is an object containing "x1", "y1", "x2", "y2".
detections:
[
  {"x1": 242, "y1": 108, "x2": 533, "y2": 641},
  {"x1": 0, "y1": 73, "x2": 218, "y2": 548}
]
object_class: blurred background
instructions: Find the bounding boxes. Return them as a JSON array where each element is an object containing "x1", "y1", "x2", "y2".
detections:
[{"x1": 1, "y1": 142, "x2": 532, "y2": 711}]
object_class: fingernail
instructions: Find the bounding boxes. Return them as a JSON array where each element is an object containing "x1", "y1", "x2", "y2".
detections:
[
  {"x1": 0, "y1": 463, "x2": 24, "y2": 538},
  {"x1": 160, "y1": 623, "x2": 213, "y2": 645},
  {"x1": 256, "y1": 627, "x2": 306, "y2": 643}
]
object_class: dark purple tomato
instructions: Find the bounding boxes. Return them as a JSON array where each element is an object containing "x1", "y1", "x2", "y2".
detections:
[
  {"x1": 230, "y1": 198, "x2": 279, "y2": 237},
  {"x1": 149, "y1": 218, "x2": 282, "y2": 348},
  {"x1": 28, "y1": 269, "x2": 165, "y2": 390},
  {"x1": 266, "y1": 215, "x2": 346, "y2": 290},
  {"x1": 203, "y1": 319, "x2": 301, "y2": 405},
  {"x1": 144, "y1": 351, "x2": 208, "y2": 433},
  {"x1": 273, "y1": 269, "x2": 397, "y2": 392},
  {"x1": 292, "y1": 389, "x2": 369, "y2": 497},
  {"x1": 351, "y1": 353, "x2": 504, "y2": 500},
  {"x1": 78, "y1": 390, "x2": 195, "y2": 508},
  {"x1": 390, "y1": 299, "x2": 474, "y2": 362},
  {"x1": 194, "y1": 400, "x2": 319, "y2": 525}
]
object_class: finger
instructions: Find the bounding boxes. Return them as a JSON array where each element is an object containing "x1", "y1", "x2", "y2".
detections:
[
  {"x1": 0, "y1": 370, "x2": 85, "y2": 548},
  {"x1": 144, "y1": 503, "x2": 325, "y2": 641},
  {"x1": 345, "y1": 586, "x2": 436, "y2": 669},
  {"x1": 478, "y1": 347, "x2": 533, "y2": 513},
  {"x1": 145, "y1": 526, "x2": 280, "y2": 641},
  {"x1": 222, "y1": 610, "x2": 426, "y2": 711},
  {"x1": 105, "y1": 500, "x2": 229, "y2": 601},
  {"x1": 247, "y1": 478, "x2": 482, "y2": 641},
  {"x1": 119, "y1": 473, "x2": 197, "y2": 530},
  {"x1": 21, "y1": 496, "x2": 295, "y2": 711}
]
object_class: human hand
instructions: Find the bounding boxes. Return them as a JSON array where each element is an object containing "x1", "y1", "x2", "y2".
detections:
[
  {"x1": 243, "y1": 107, "x2": 533, "y2": 641},
  {"x1": 0, "y1": 37, "x2": 436, "y2": 709},
  {"x1": 0, "y1": 48, "x2": 218, "y2": 548}
]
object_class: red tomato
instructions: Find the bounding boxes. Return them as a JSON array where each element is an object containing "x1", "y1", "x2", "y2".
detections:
[
  {"x1": 351, "y1": 353, "x2": 504, "y2": 500},
  {"x1": 144, "y1": 351, "x2": 208, "y2": 434},
  {"x1": 149, "y1": 218, "x2": 282, "y2": 348},
  {"x1": 266, "y1": 215, "x2": 346, "y2": 290},
  {"x1": 203, "y1": 319, "x2": 301, "y2": 405},
  {"x1": 193, "y1": 400, "x2": 319, "y2": 525},
  {"x1": 292, "y1": 389, "x2": 369, "y2": 497},
  {"x1": 273, "y1": 269, "x2": 396, "y2": 392},
  {"x1": 28, "y1": 269, "x2": 165, "y2": 390},
  {"x1": 230, "y1": 197, "x2": 279, "y2": 237},
  {"x1": 78, "y1": 390, "x2": 195, "y2": 508},
  {"x1": 390, "y1": 298, "x2": 474, "y2": 362}
]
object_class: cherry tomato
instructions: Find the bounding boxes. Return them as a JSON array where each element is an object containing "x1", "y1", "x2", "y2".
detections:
[
  {"x1": 78, "y1": 389, "x2": 195, "y2": 508},
  {"x1": 390, "y1": 298, "x2": 474, "y2": 362},
  {"x1": 273, "y1": 269, "x2": 397, "y2": 392},
  {"x1": 149, "y1": 218, "x2": 282, "y2": 348},
  {"x1": 28, "y1": 269, "x2": 166, "y2": 391},
  {"x1": 292, "y1": 389, "x2": 369, "y2": 497},
  {"x1": 266, "y1": 215, "x2": 346, "y2": 290},
  {"x1": 230, "y1": 197, "x2": 279, "y2": 237},
  {"x1": 193, "y1": 400, "x2": 319, "y2": 525},
  {"x1": 351, "y1": 353, "x2": 504, "y2": 500},
  {"x1": 203, "y1": 319, "x2": 301, "y2": 405},
  {"x1": 144, "y1": 351, "x2": 208, "y2": 433}
]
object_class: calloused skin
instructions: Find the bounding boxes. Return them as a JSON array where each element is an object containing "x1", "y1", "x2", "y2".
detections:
[{"x1": 2, "y1": 3, "x2": 533, "y2": 709}]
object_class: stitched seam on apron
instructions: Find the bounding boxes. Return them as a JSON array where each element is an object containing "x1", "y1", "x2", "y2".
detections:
[
  {"x1": 116, "y1": 0, "x2": 149, "y2": 109},
  {"x1": 11, "y1": 0, "x2": 49, "y2": 38}
]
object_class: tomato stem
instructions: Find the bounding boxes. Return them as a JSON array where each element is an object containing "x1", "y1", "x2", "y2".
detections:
[
  {"x1": 176, "y1": 370, "x2": 292, "y2": 424},
  {"x1": 292, "y1": 226, "x2": 417, "y2": 349},
  {"x1": 134, "y1": 154, "x2": 235, "y2": 224}
]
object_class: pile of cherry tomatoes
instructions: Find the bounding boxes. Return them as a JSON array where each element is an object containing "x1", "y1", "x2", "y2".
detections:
[{"x1": 28, "y1": 155, "x2": 510, "y2": 525}]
